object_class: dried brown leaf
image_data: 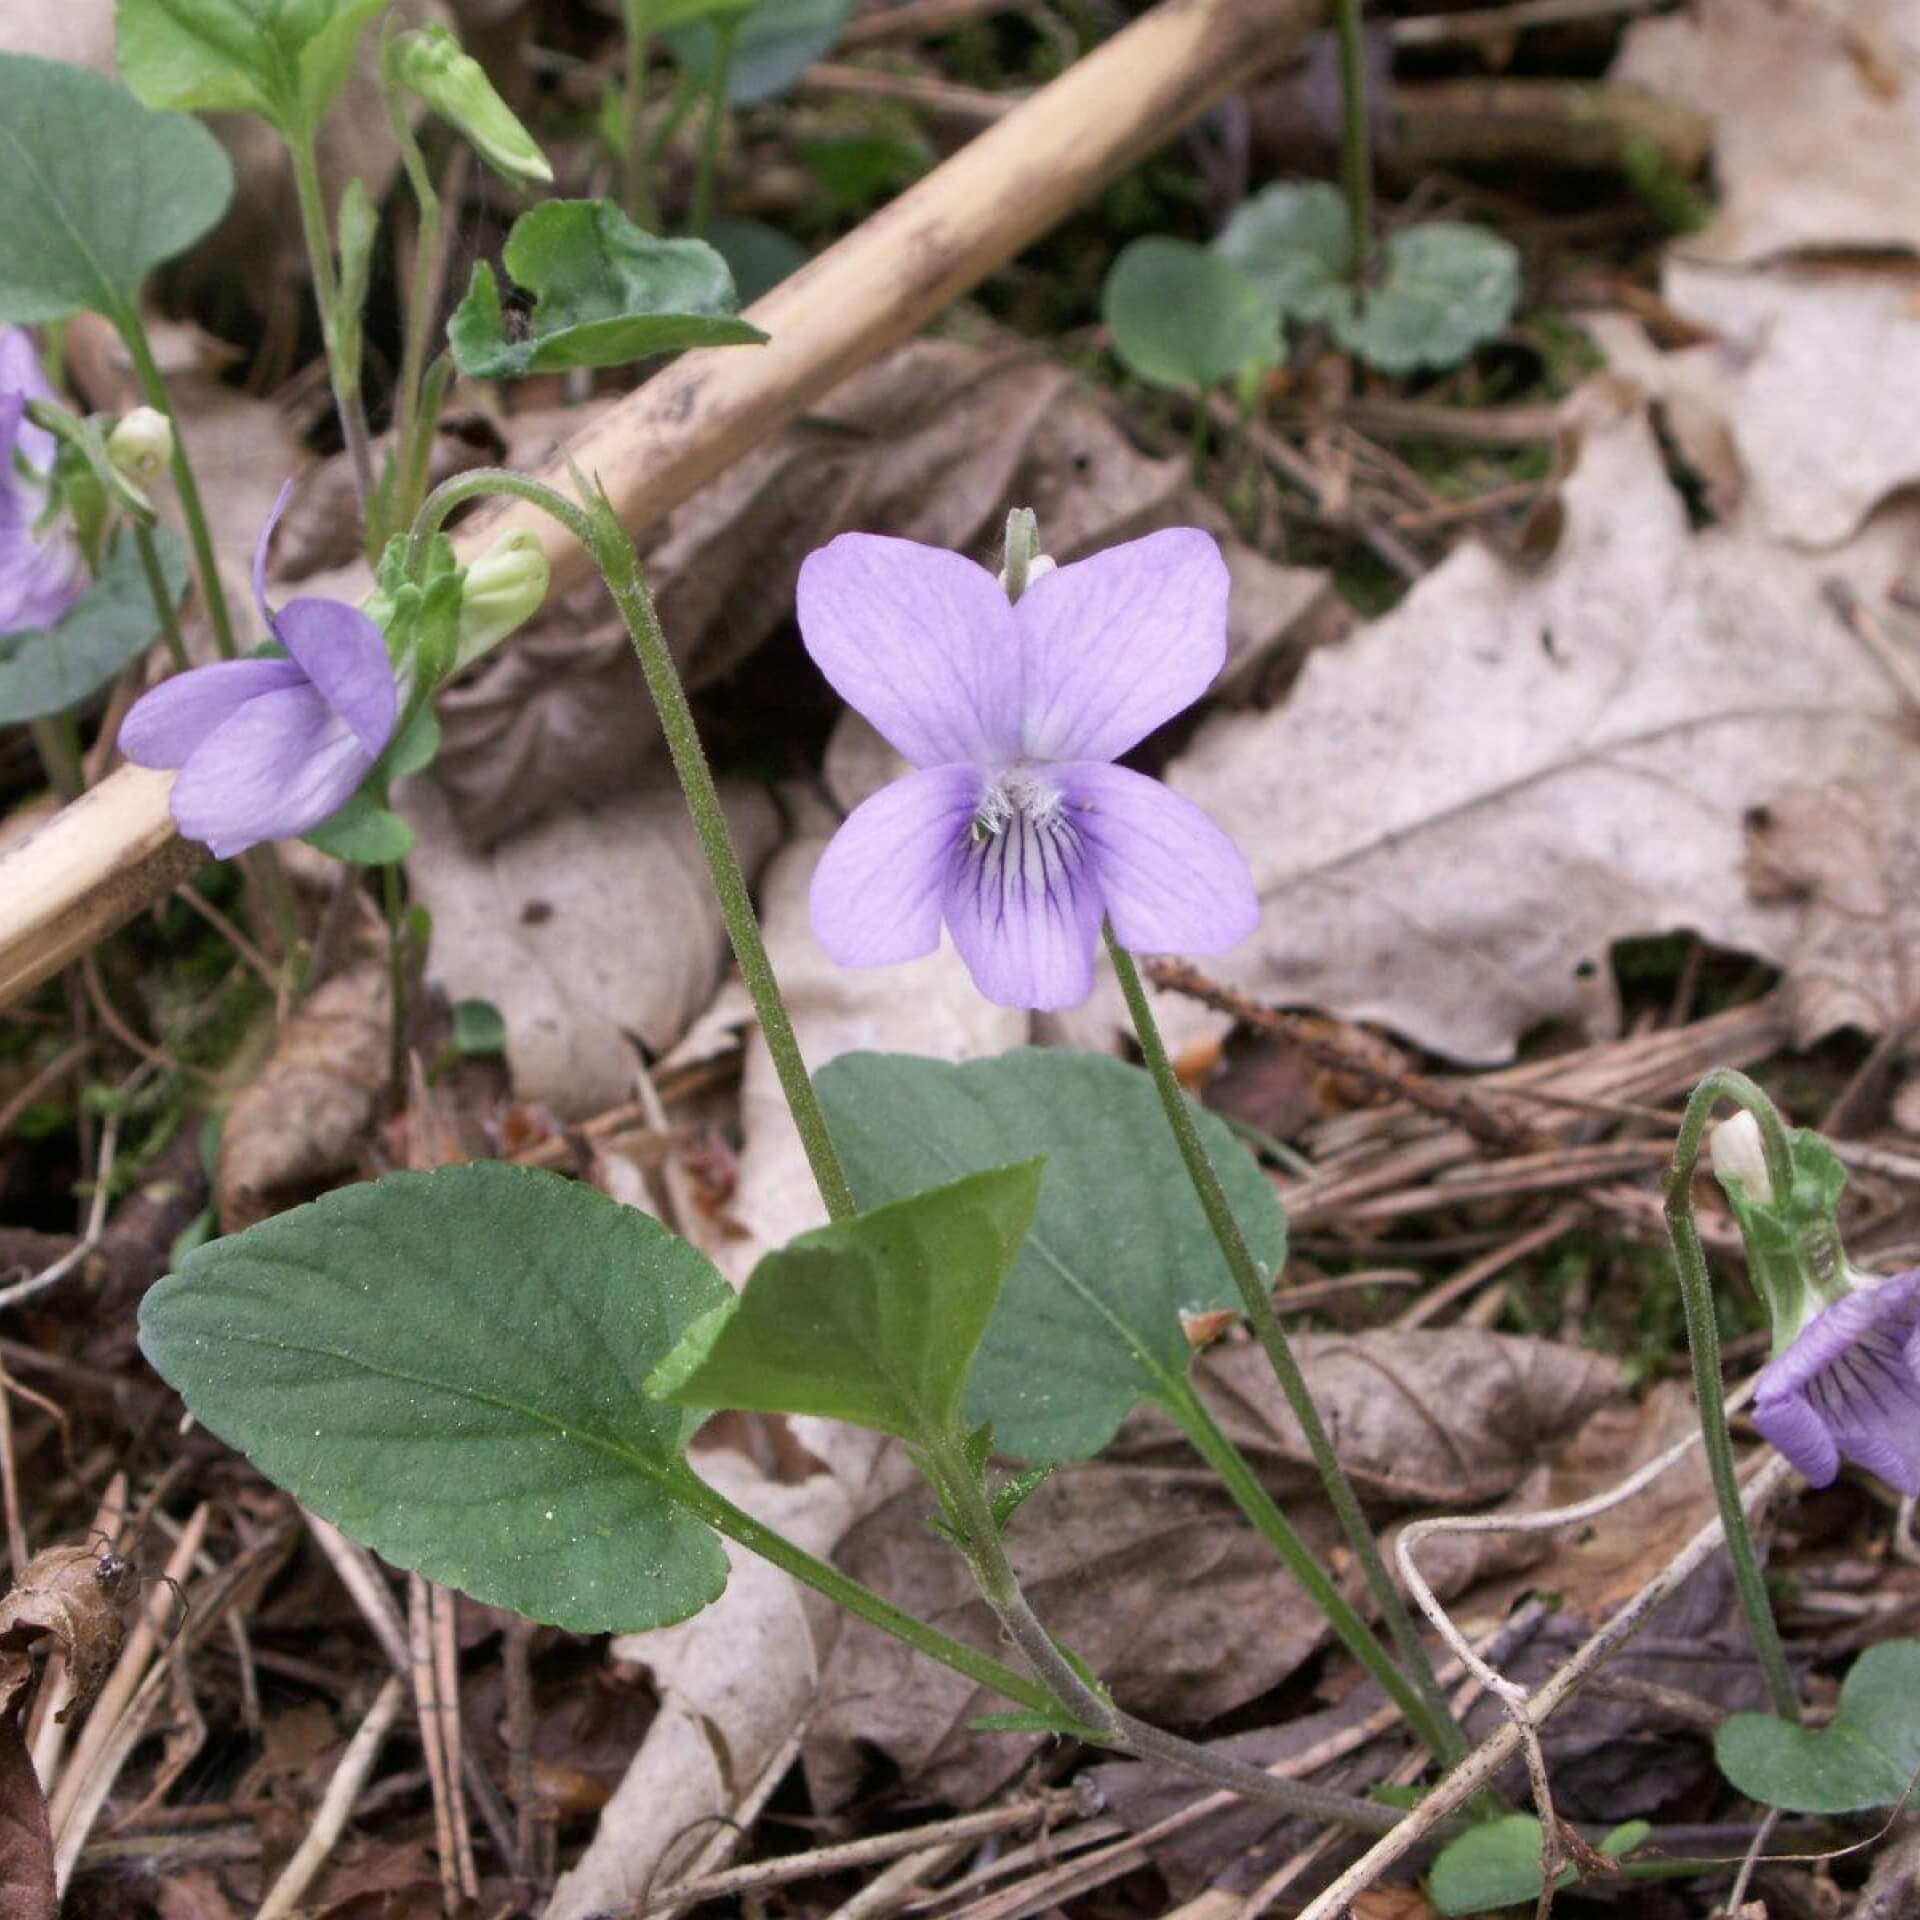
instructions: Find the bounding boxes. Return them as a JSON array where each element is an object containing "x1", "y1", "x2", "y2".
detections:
[
  {"x1": 0, "y1": 1696, "x2": 54, "y2": 1920},
  {"x1": 0, "y1": 1546, "x2": 134, "y2": 1723},
  {"x1": 218, "y1": 956, "x2": 389, "y2": 1232},
  {"x1": 1611, "y1": 0, "x2": 1920, "y2": 263},
  {"x1": 399, "y1": 771, "x2": 782, "y2": 1119},
  {"x1": 1165, "y1": 382, "x2": 1920, "y2": 1061}
]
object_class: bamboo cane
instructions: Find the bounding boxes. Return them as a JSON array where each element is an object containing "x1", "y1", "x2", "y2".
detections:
[{"x1": 0, "y1": 0, "x2": 1322, "y2": 1008}]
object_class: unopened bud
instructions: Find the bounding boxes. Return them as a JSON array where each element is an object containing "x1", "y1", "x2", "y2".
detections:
[
  {"x1": 106, "y1": 407, "x2": 173, "y2": 480},
  {"x1": 454, "y1": 529, "x2": 550, "y2": 669},
  {"x1": 396, "y1": 26, "x2": 553, "y2": 186},
  {"x1": 1710, "y1": 1110, "x2": 1774, "y2": 1208}
]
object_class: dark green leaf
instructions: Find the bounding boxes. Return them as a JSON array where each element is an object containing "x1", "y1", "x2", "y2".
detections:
[
  {"x1": 452, "y1": 999, "x2": 508, "y2": 1056},
  {"x1": 139, "y1": 1162, "x2": 735, "y2": 1631},
  {"x1": 705, "y1": 217, "x2": 807, "y2": 306},
  {"x1": 0, "y1": 55, "x2": 233, "y2": 324},
  {"x1": 651, "y1": 1161, "x2": 1044, "y2": 1444},
  {"x1": 815, "y1": 1050, "x2": 1286, "y2": 1462},
  {"x1": 1101, "y1": 237, "x2": 1281, "y2": 393},
  {"x1": 1429, "y1": 1814, "x2": 1649, "y2": 1915},
  {"x1": 1717, "y1": 1641, "x2": 1920, "y2": 1813},
  {"x1": 116, "y1": 0, "x2": 391, "y2": 132},
  {"x1": 448, "y1": 199, "x2": 765, "y2": 380},
  {"x1": 1214, "y1": 182, "x2": 1351, "y2": 319},
  {"x1": 0, "y1": 527, "x2": 189, "y2": 722},
  {"x1": 668, "y1": 0, "x2": 854, "y2": 104}
]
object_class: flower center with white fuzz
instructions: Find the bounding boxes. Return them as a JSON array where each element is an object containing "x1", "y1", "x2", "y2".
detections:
[{"x1": 970, "y1": 765, "x2": 1064, "y2": 844}]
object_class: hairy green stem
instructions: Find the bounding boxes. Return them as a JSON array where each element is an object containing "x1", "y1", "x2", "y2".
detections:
[
  {"x1": 114, "y1": 307, "x2": 238, "y2": 660},
  {"x1": 1163, "y1": 1373, "x2": 1460, "y2": 1759},
  {"x1": 133, "y1": 520, "x2": 191, "y2": 674},
  {"x1": 1331, "y1": 0, "x2": 1375, "y2": 291},
  {"x1": 689, "y1": 18, "x2": 739, "y2": 235},
  {"x1": 410, "y1": 470, "x2": 858, "y2": 1220},
  {"x1": 288, "y1": 123, "x2": 376, "y2": 515},
  {"x1": 381, "y1": 23, "x2": 445, "y2": 536},
  {"x1": 1106, "y1": 933, "x2": 1468, "y2": 1767},
  {"x1": 1663, "y1": 1069, "x2": 1800, "y2": 1721}
]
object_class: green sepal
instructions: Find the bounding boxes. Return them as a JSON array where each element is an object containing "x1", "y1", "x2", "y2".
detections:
[
  {"x1": 990, "y1": 1464, "x2": 1052, "y2": 1532},
  {"x1": 1718, "y1": 1126, "x2": 1852, "y2": 1348}
]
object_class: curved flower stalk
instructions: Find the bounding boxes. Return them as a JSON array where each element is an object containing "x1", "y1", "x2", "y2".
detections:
[
  {"x1": 122, "y1": 483, "x2": 397, "y2": 858},
  {"x1": 798, "y1": 528, "x2": 1259, "y2": 1010},
  {"x1": 0, "y1": 327, "x2": 87, "y2": 635}
]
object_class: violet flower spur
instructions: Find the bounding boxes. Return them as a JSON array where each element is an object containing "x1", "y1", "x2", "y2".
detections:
[
  {"x1": 798, "y1": 527, "x2": 1258, "y2": 1010},
  {"x1": 1751, "y1": 1268, "x2": 1920, "y2": 1498},
  {"x1": 0, "y1": 327, "x2": 87, "y2": 635},
  {"x1": 121, "y1": 483, "x2": 397, "y2": 859}
]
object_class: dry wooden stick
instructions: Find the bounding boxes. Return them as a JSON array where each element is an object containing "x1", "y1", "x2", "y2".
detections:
[{"x1": 0, "y1": 0, "x2": 1324, "y2": 1011}]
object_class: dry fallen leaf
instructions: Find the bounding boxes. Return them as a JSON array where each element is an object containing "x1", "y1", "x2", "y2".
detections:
[
  {"x1": 217, "y1": 956, "x2": 389, "y2": 1232},
  {"x1": 432, "y1": 342, "x2": 1328, "y2": 843},
  {"x1": 1744, "y1": 771, "x2": 1920, "y2": 1043},
  {"x1": 1164, "y1": 381, "x2": 1920, "y2": 1062},
  {"x1": 1593, "y1": 258, "x2": 1920, "y2": 549},
  {"x1": 0, "y1": 1688, "x2": 55, "y2": 1920},
  {"x1": 807, "y1": 1329, "x2": 1617, "y2": 1811},
  {"x1": 399, "y1": 770, "x2": 782, "y2": 1119},
  {"x1": 0, "y1": 1546, "x2": 134, "y2": 1725},
  {"x1": 1611, "y1": 0, "x2": 1920, "y2": 263}
]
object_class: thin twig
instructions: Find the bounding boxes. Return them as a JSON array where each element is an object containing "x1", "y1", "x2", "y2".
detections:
[
  {"x1": 0, "y1": 1117, "x2": 118, "y2": 1313},
  {"x1": 410, "y1": 1572, "x2": 462, "y2": 1915}
]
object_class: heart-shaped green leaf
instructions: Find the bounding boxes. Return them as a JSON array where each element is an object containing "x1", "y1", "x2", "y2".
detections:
[
  {"x1": 652, "y1": 1161, "x2": 1044, "y2": 1445},
  {"x1": 0, "y1": 528, "x2": 189, "y2": 723},
  {"x1": 448, "y1": 199, "x2": 766, "y2": 380},
  {"x1": 668, "y1": 0, "x2": 854, "y2": 104},
  {"x1": 815, "y1": 1050, "x2": 1286, "y2": 1463},
  {"x1": 139, "y1": 1162, "x2": 735, "y2": 1632},
  {"x1": 1216, "y1": 184, "x2": 1518, "y2": 374},
  {"x1": 1429, "y1": 1815, "x2": 1649, "y2": 1915},
  {"x1": 116, "y1": 0, "x2": 391, "y2": 134},
  {"x1": 1717, "y1": 1641, "x2": 1920, "y2": 1813},
  {"x1": 1101, "y1": 236, "x2": 1282, "y2": 393},
  {"x1": 0, "y1": 55, "x2": 233, "y2": 325}
]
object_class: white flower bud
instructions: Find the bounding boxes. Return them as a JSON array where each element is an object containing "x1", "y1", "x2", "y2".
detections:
[
  {"x1": 454, "y1": 529, "x2": 550, "y2": 670},
  {"x1": 1710, "y1": 1110, "x2": 1774, "y2": 1207},
  {"x1": 106, "y1": 407, "x2": 173, "y2": 480}
]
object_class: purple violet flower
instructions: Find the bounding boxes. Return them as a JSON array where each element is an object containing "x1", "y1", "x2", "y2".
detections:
[
  {"x1": 798, "y1": 527, "x2": 1258, "y2": 1010},
  {"x1": 0, "y1": 327, "x2": 87, "y2": 636},
  {"x1": 121, "y1": 482, "x2": 397, "y2": 858},
  {"x1": 1752, "y1": 1268, "x2": 1920, "y2": 1497}
]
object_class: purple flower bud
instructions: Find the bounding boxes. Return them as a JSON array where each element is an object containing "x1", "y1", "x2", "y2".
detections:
[
  {"x1": 0, "y1": 327, "x2": 86, "y2": 636},
  {"x1": 797, "y1": 526, "x2": 1259, "y2": 1011},
  {"x1": 1752, "y1": 1267, "x2": 1920, "y2": 1497},
  {"x1": 121, "y1": 482, "x2": 397, "y2": 859}
]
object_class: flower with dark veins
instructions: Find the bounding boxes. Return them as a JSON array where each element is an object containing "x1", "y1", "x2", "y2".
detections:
[
  {"x1": 1752, "y1": 1267, "x2": 1920, "y2": 1497},
  {"x1": 798, "y1": 526, "x2": 1258, "y2": 1010},
  {"x1": 121, "y1": 482, "x2": 397, "y2": 858},
  {"x1": 0, "y1": 327, "x2": 86, "y2": 635}
]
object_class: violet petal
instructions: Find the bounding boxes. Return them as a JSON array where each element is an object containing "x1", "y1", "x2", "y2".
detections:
[
  {"x1": 169, "y1": 684, "x2": 376, "y2": 858},
  {"x1": 1751, "y1": 1390, "x2": 1842, "y2": 1488},
  {"x1": 797, "y1": 532, "x2": 1023, "y2": 769},
  {"x1": 1058, "y1": 760, "x2": 1259, "y2": 956},
  {"x1": 272, "y1": 596, "x2": 398, "y2": 758},
  {"x1": 0, "y1": 328, "x2": 59, "y2": 472},
  {"x1": 942, "y1": 791, "x2": 1104, "y2": 1009},
  {"x1": 811, "y1": 764, "x2": 981, "y2": 967},
  {"x1": 1015, "y1": 528, "x2": 1229, "y2": 763},
  {"x1": 253, "y1": 478, "x2": 294, "y2": 632},
  {"x1": 120, "y1": 658, "x2": 308, "y2": 769}
]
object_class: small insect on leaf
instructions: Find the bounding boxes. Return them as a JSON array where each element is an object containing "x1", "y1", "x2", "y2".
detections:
[{"x1": 0, "y1": 1540, "x2": 139, "y2": 1721}]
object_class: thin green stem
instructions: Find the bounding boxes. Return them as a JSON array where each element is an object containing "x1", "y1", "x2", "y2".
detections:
[
  {"x1": 1331, "y1": 0, "x2": 1375, "y2": 291},
  {"x1": 1106, "y1": 933, "x2": 1468, "y2": 1768},
  {"x1": 28, "y1": 718, "x2": 82, "y2": 802},
  {"x1": 383, "y1": 857, "x2": 408, "y2": 1105},
  {"x1": 918, "y1": 1439, "x2": 1402, "y2": 1831},
  {"x1": 133, "y1": 520, "x2": 191, "y2": 674},
  {"x1": 621, "y1": 0, "x2": 659, "y2": 227},
  {"x1": 287, "y1": 122, "x2": 376, "y2": 515},
  {"x1": 1163, "y1": 1373, "x2": 1461, "y2": 1760},
  {"x1": 242, "y1": 846, "x2": 303, "y2": 967},
  {"x1": 1663, "y1": 1070, "x2": 1800, "y2": 1721},
  {"x1": 689, "y1": 19, "x2": 739, "y2": 235},
  {"x1": 382, "y1": 23, "x2": 445, "y2": 536},
  {"x1": 114, "y1": 307, "x2": 238, "y2": 660},
  {"x1": 409, "y1": 470, "x2": 858, "y2": 1220}
]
